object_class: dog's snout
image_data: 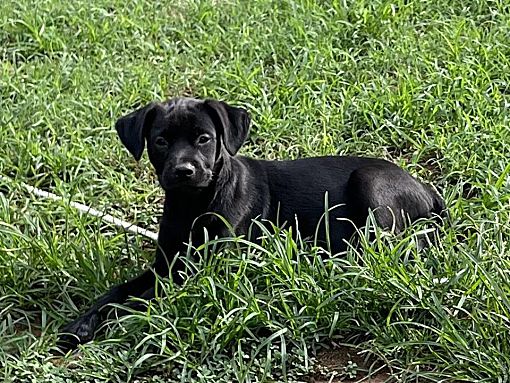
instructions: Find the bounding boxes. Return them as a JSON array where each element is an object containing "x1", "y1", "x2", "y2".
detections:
[{"x1": 174, "y1": 163, "x2": 196, "y2": 178}]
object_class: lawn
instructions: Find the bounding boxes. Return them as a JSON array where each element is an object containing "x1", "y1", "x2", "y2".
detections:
[{"x1": 1, "y1": 0, "x2": 509, "y2": 381}]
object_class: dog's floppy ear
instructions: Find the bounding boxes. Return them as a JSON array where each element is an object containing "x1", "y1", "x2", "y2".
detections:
[
  {"x1": 205, "y1": 100, "x2": 250, "y2": 156},
  {"x1": 115, "y1": 103, "x2": 158, "y2": 161}
]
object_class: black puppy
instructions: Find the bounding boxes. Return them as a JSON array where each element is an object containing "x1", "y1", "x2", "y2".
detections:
[{"x1": 57, "y1": 97, "x2": 445, "y2": 351}]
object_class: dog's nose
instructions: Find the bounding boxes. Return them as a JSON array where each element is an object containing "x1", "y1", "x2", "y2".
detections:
[{"x1": 174, "y1": 163, "x2": 196, "y2": 178}]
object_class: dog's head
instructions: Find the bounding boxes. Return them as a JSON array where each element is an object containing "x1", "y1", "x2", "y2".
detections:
[{"x1": 115, "y1": 98, "x2": 250, "y2": 191}]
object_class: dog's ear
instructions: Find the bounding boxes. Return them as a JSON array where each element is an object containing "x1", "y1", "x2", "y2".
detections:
[
  {"x1": 205, "y1": 100, "x2": 250, "y2": 156},
  {"x1": 115, "y1": 103, "x2": 158, "y2": 161}
]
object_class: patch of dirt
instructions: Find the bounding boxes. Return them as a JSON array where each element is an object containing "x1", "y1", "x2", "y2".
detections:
[
  {"x1": 12, "y1": 311, "x2": 43, "y2": 337},
  {"x1": 385, "y1": 146, "x2": 444, "y2": 181},
  {"x1": 305, "y1": 345, "x2": 393, "y2": 383},
  {"x1": 420, "y1": 151, "x2": 443, "y2": 179},
  {"x1": 460, "y1": 181, "x2": 481, "y2": 200}
]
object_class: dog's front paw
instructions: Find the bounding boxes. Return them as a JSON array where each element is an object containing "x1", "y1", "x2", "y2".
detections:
[{"x1": 55, "y1": 311, "x2": 100, "y2": 353}]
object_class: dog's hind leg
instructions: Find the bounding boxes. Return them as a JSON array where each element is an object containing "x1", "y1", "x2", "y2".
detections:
[{"x1": 346, "y1": 166, "x2": 446, "y2": 233}]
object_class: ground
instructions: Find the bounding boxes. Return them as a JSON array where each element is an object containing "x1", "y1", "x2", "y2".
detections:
[{"x1": 1, "y1": 0, "x2": 509, "y2": 382}]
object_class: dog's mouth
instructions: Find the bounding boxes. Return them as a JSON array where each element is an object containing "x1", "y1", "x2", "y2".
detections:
[{"x1": 159, "y1": 170, "x2": 214, "y2": 191}]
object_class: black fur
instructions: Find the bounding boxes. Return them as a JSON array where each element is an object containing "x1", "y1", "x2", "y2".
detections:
[{"x1": 56, "y1": 97, "x2": 446, "y2": 352}]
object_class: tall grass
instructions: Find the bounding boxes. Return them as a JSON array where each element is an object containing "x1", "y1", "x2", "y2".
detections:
[{"x1": 1, "y1": 0, "x2": 510, "y2": 381}]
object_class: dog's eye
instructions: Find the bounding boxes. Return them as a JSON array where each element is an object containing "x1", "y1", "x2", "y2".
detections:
[
  {"x1": 155, "y1": 137, "x2": 167, "y2": 146},
  {"x1": 197, "y1": 134, "x2": 211, "y2": 144},
  {"x1": 155, "y1": 137, "x2": 168, "y2": 147}
]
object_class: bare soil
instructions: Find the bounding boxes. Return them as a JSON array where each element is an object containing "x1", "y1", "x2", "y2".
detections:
[{"x1": 305, "y1": 345, "x2": 393, "y2": 383}]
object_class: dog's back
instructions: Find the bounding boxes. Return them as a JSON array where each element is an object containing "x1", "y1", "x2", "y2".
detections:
[{"x1": 240, "y1": 155, "x2": 443, "y2": 252}]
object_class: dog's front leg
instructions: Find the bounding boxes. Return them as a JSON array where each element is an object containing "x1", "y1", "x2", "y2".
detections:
[{"x1": 56, "y1": 252, "x2": 169, "y2": 352}]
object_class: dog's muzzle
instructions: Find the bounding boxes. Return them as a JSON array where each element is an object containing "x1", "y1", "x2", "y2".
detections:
[{"x1": 160, "y1": 162, "x2": 213, "y2": 190}]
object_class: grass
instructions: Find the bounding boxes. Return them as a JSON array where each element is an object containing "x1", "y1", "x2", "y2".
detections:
[{"x1": 1, "y1": 0, "x2": 510, "y2": 381}]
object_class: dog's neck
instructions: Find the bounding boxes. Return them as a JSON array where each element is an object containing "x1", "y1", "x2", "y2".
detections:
[{"x1": 208, "y1": 154, "x2": 252, "y2": 224}]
